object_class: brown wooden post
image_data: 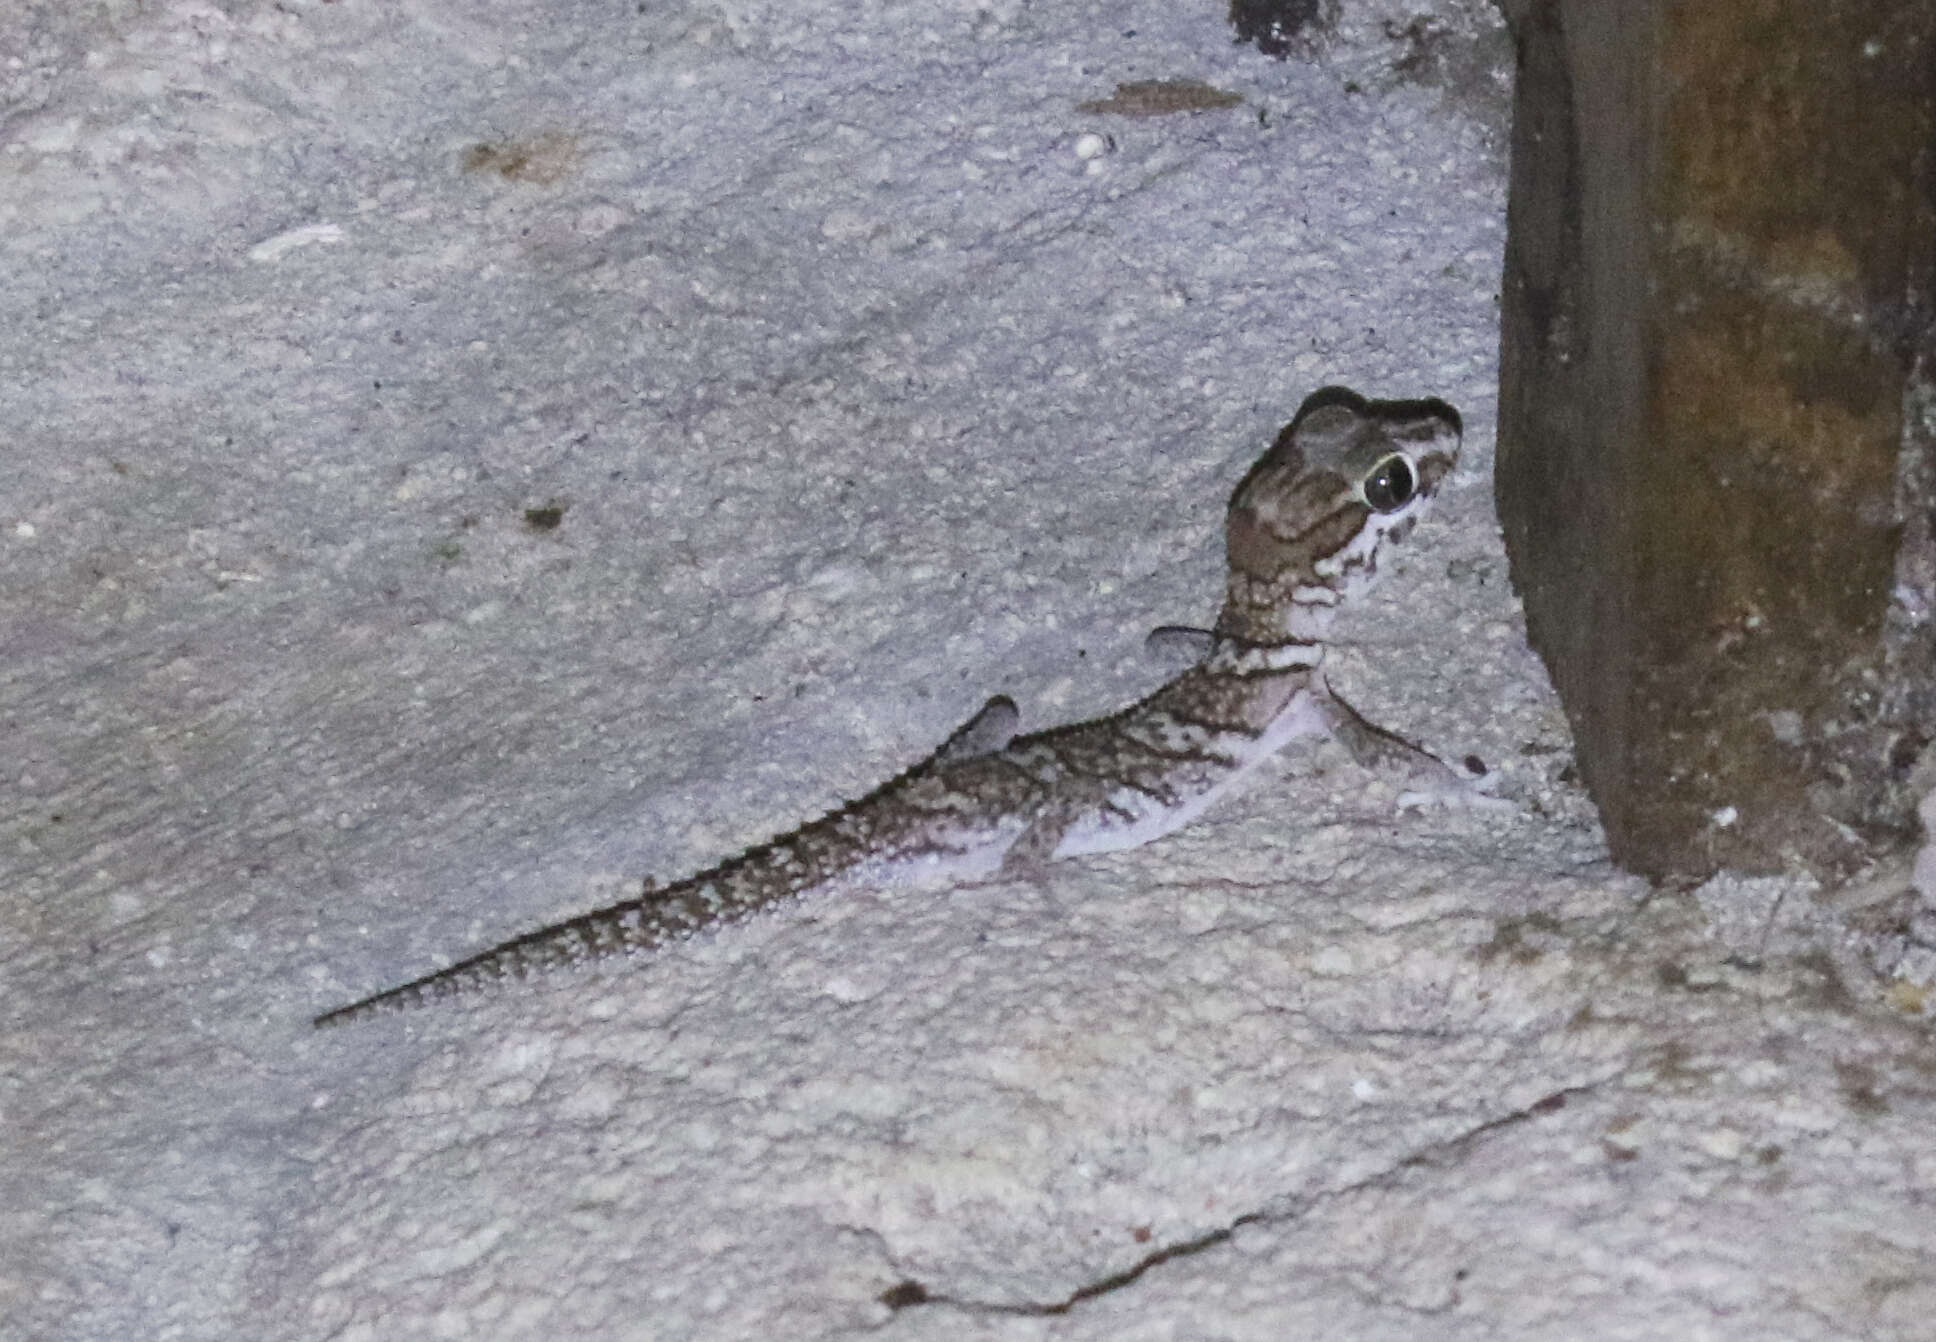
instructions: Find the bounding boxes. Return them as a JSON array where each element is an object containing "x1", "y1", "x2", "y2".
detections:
[{"x1": 1495, "y1": 0, "x2": 1936, "y2": 880}]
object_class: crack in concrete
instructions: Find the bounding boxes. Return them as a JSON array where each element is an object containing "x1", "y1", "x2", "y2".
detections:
[
  {"x1": 880, "y1": 1080, "x2": 1602, "y2": 1319},
  {"x1": 880, "y1": 1214, "x2": 1253, "y2": 1319}
]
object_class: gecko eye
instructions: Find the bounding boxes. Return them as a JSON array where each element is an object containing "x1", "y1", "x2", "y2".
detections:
[{"x1": 1360, "y1": 453, "x2": 1417, "y2": 513}]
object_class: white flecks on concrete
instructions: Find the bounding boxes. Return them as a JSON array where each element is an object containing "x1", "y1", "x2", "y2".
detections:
[{"x1": 245, "y1": 221, "x2": 346, "y2": 263}]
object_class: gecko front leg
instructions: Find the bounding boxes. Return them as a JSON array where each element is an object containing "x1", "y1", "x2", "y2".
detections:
[
  {"x1": 1144, "y1": 624, "x2": 1217, "y2": 669},
  {"x1": 1312, "y1": 682, "x2": 1501, "y2": 810},
  {"x1": 1147, "y1": 626, "x2": 1495, "y2": 810}
]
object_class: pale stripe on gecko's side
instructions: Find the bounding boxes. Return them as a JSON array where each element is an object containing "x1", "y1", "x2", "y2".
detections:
[{"x1": 314, "y1": 386, "x2": 1467, "y2": 1028}]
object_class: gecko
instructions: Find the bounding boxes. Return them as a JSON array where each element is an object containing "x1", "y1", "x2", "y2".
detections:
[{"x1": 314, "y1": 386, "x2": 1470, "y2": 1027}]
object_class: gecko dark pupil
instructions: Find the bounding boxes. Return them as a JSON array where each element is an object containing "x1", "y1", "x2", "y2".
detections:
[{"x1": 1362, "y1": 455, "x2": 1415, "y2": 513}]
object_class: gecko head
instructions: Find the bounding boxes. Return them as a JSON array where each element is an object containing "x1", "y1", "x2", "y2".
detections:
[{"x1": 1215, "y1": 386, "x2": 1461, "y2": 644}]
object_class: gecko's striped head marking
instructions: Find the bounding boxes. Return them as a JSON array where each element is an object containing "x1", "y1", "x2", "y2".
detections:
[{"x1": 1217, "y1": 386, "x2": 1461, "y2": 644}]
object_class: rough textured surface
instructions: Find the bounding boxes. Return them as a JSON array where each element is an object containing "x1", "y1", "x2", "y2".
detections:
[
  {"x1": 4, "y1": 2, "x2": 1934, "y2": 1339},
  {"x1": 1496, "y1": 0, "x2": 1936, "y2": 881}
]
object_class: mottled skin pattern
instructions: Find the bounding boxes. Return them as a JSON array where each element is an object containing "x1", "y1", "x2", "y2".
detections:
[{"x1": 314, "y1": 387, "x2": 1463, "y2": 1027}]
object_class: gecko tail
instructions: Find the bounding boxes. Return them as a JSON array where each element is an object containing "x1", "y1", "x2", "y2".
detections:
[
  {"x1": 311, "y1": 878, "x2": 694, "y2": 1029},
  {"x1": 311, "y1": 958, "x2": 487, "y2": 1028},
  {"x1": 312, "y1": 923, "x2": 576, "y2": 1028}
]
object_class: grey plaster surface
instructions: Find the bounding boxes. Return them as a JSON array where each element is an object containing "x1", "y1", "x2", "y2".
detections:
[{"x1": 4, "y1": 1, "x2": 1932, "y2": 1338}]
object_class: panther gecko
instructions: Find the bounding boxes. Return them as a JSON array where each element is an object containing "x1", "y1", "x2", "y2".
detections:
[{"x1": 315, "y1": 386, "x2": 1469, "y2": 1027}]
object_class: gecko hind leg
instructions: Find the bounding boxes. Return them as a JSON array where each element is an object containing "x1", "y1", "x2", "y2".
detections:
[
  {"x1": 988, "y1": 805, "x2": 1081, "y2": 923},
  {"x1": 926, "y1": 695, "x2": 1021, "y2": 768}
]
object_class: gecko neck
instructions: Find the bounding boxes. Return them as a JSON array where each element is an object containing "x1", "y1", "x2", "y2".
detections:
[{"x1": 1211, "y1": 577, "x2": 1340, "y2": 647}]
